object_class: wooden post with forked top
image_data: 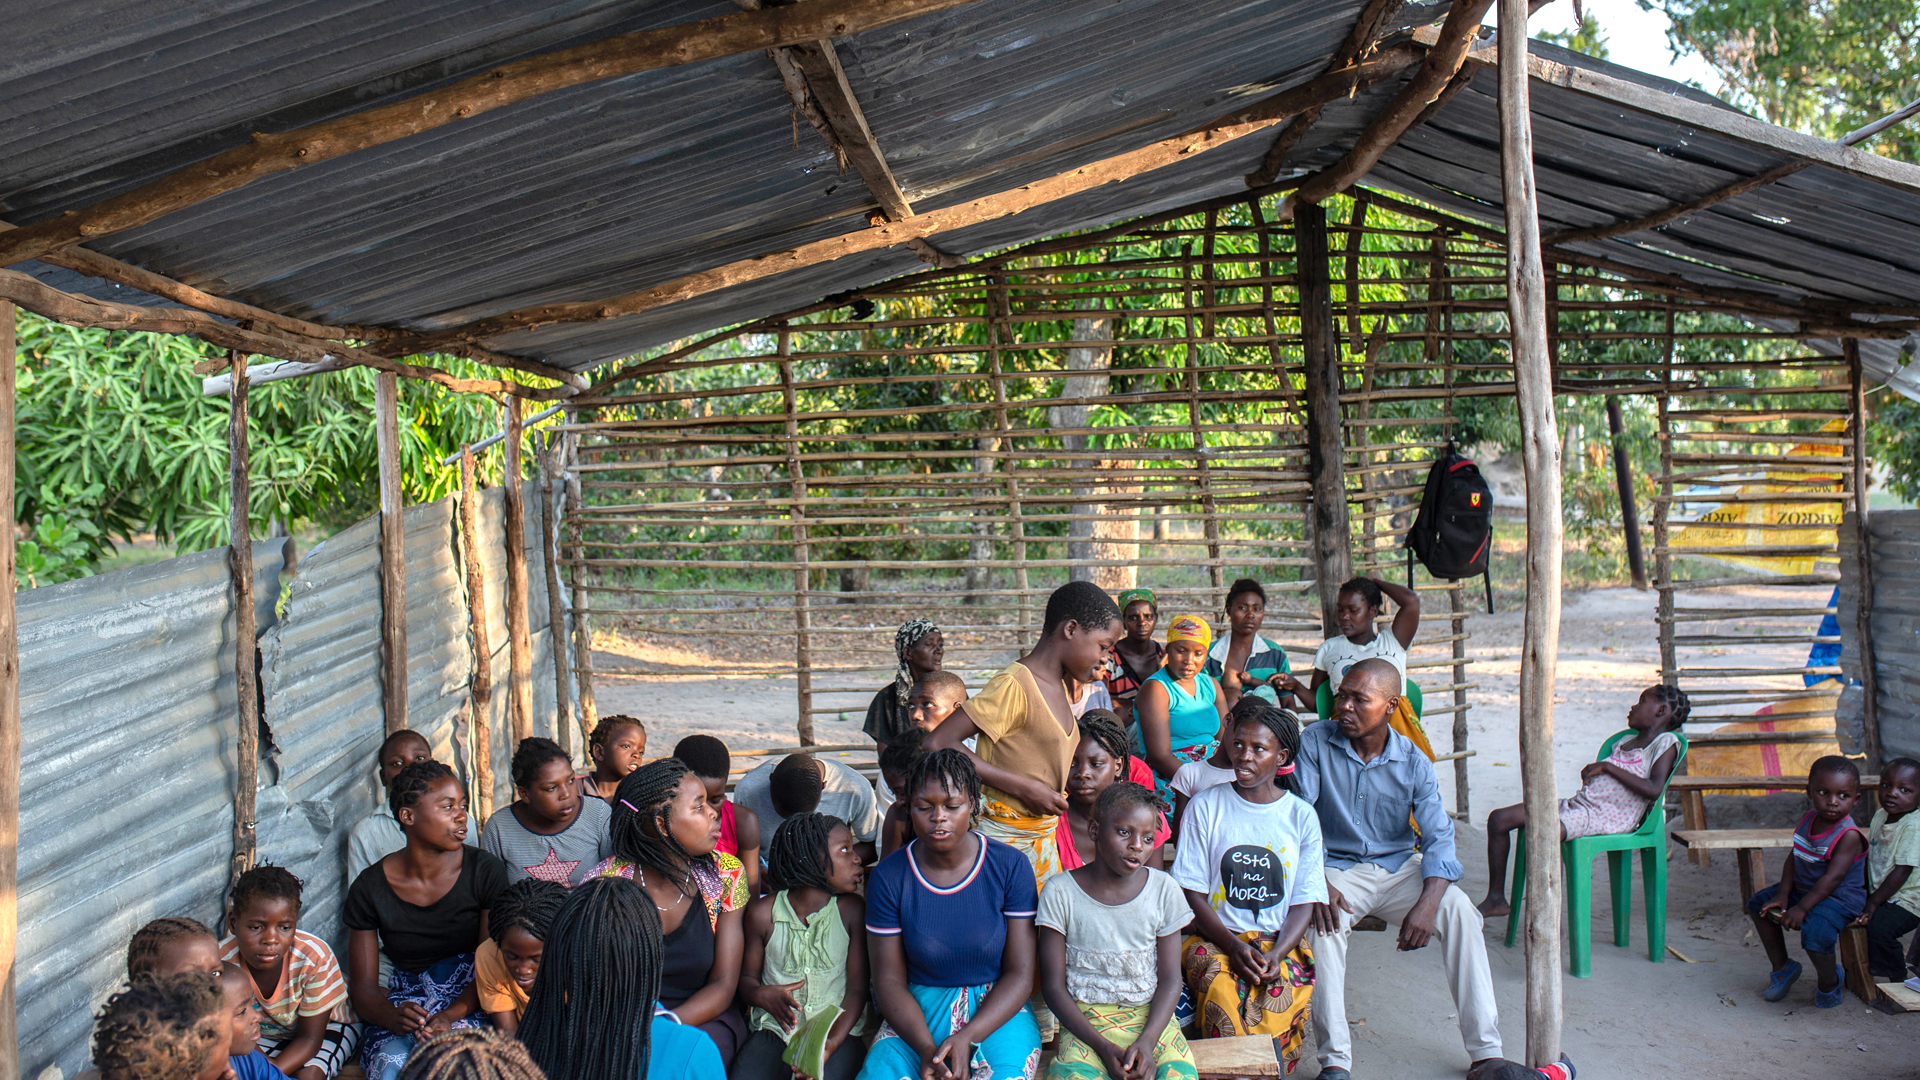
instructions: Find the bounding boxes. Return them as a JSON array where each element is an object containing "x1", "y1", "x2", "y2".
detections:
[
  {"x1": 503, "y1": 399, "x2": 536, "y2": 744},
  {"x1": 1498, "y1": 0, "x2": 1565, "y2": 1064},
  {"x1": 227, "y1": 351, "x2": 260, "y2": 888},
  {"x1": 459, "y1": 448, "x2": 495, "y2": 823},
  {"x1": 374, "y1": 372, "x2": 408, "y2": 734},
  {"x1": 0, "y1": 302, "x2": 20, "y2": 1080}
]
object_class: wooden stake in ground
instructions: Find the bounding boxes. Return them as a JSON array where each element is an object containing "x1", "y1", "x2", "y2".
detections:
[
  {"x1": 0, "y1": 301, "x2": 20, "y2": 1080},
  {"x1": 539, "y1": 438, "x2": 575, "y2": 754},
  {"x1": 1498, "y1": 0, "x2": 1565, "y2": 1065},
  {"x1": 503, "y1": 400, "x2": 536, "y2": 744},
  {"x1": 1297, "y1": 203, "x2": 1353, "y2": 634},
  {"x1": 460, "y1": 448, "x2": 495, "y2": 823},
  {"x1": 779, "y1": 332, "x2": 816, "y2": 746},
  {"x1": 374, "y1": 372, "x2": 409, "y2": 734},
  {"x1": 227, "y1": 351, "x2": 260, "y2": 889}
]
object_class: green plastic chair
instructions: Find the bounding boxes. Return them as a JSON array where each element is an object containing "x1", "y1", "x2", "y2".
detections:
[
  {"x1": 1313, "y1": 677, "x2": 1424, "y2": 721},
  {"x1": 1502, "y1": 729, "x2": 1689, "y2": 978}
]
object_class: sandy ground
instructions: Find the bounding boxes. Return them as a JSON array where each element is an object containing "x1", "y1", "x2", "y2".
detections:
[{"x1": 591, "y1": 585, "x2": 1919, "y2": 1075}]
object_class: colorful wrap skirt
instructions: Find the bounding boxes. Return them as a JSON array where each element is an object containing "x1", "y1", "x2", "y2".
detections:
[
  {"x1": 1179, "y1": 932, "x2": 1314, "y2": 1075},
  {"x1": 359, "y1": 953, "x2": 484, "y2": 1080},
  {"x1": 856, "y1": 982, "x2": 1043, "y2": 1080},
  {"x1": 977, "y1": 798, "x2": 1062, "y2": 890},
  {"x1": 1045, "y1": 1002, "x2": 1196, "y2": 1080}
]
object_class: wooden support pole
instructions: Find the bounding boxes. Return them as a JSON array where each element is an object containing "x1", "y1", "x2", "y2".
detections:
[
  {"x1": 459, "y1": 449, "x2": 495, "y2": 822},
  {"x1": 1182, "y1": 240, "x2": 1224, "y2": 592},
  {"x1": 227, "y1": 351, "x2": 260, "y2": 889},
  {"x1": 779, "y1": 331, "x2": 816, "y2": 746},
  {"x1": 1297, "y1": 203, "x2": 1352, "y2": 633},
  {"x1": 503, "y1": 400, "x2": 536, "y2": 745},
  {"x1": 0, "y1": 301, "x2": 20, "y2": 1080},
  {"x1": 986, "y1": 278, "x2": 1031, "y2": 631},
  {"x1": 374, "y1": 372, "x2": 408, "y2": 735},
  {"x1": 1845, "y1": 339, "x2": 1882, "y2": 770},
  {"x1": 564, "y1": 446, "x2": 598, "y2": 733},
  {"x1": 1606, "y1": 396, "x2": 1649, "y2": 589},
  {"x1": 1498, "y1": 0, "x2": 1564, "y2": 1063},
  {"x1": 539, "y1": 436, "x2": 575, "y2": 755}
]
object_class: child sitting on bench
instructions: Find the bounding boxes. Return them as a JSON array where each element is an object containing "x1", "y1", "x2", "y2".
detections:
[{"x1": 1747, "y1": 755, "x2": 1869, "y2": 1008}]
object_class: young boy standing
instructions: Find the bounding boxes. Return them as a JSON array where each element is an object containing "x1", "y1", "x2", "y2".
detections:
[
  {"x1": 1747, "y1": 755, "x2": 1869, "y2": 1007},
  {"x1": 927, "y1": 580, "x2": 1122, "y2": 888},
  {"x1": 1855, "y1": 757, "x2": 1920, "y2": 984}
]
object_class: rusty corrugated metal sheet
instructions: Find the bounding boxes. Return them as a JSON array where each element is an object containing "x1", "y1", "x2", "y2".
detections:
[
  {"x1": 15, "y1": 540, "x2": 284, "y2": 1080},
  {"x1": 1839, "y1": 509, "x2": 1920, "y2": 760}
]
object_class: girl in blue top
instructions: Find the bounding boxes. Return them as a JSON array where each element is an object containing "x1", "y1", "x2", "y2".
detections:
[
  {"x1": 859, "y1": 749, "x2": 1041, "y2": 1080},
  {"x1": 519, "y1": 877, "x2": 725, "y2": 1080},
  {"x1": 1134, "y1": 615, "x2": 1228, "y2": 809}
]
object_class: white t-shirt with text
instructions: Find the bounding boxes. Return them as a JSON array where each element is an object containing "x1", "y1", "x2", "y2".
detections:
[
  {"x1": 1170, "y1": 784, "x2": 1327, "y2": 935},
  {"x1": 1312, "y1": 631, "x2": 1408, "y2": 686}
]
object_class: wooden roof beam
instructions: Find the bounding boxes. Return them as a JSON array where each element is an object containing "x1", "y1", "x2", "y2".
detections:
[
  {"x1": 0, "y1": 0, "x2": 989, "y2": 270},
  {"x1": 785, "y1": 39, "x2": 915, "y2": 220},
  {"x1": 1246, "y1": 0, "x2": 1406, "y2": 188},
  {"x1": 380, "y1": 45, "x2": 1428, "y2": 354}
]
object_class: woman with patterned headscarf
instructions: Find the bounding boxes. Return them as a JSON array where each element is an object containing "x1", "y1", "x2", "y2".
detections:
[
  {"x1": 862, "y1": 618, "x2": 945, "y2": 748},
  {"x1": 1106, "y1": 588, "x2": 1164, "y2": 726},
  {"x1": 1132, "y1": 615, "x2": 1228, "y2": 809}
]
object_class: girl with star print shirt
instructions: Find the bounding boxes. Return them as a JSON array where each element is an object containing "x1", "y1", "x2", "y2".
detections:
[{"x1": 480, "y1": 738, "x2": 614, "y2": 887}]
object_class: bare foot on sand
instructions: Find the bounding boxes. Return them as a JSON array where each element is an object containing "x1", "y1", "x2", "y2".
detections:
[{"x1": 1476, "y1": 896, "x2": 1511, "y2": 918}]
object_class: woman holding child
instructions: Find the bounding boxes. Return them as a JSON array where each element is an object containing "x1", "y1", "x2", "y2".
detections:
[{"x1": 865, "y1": 619, "x2": 945, "y2": 749}]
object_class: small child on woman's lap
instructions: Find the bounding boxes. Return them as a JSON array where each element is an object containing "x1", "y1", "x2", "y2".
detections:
[
  {"x1": 1478, "y1": 685, "x2": 1688, "y2": 917},
  {"x1": 878, "y1": 729, "x2": 926, "y2": 859},
  {"x1": 1747, "y1": 755, "x2": 1869, "y2": 1007},
  {"x1": 1038, "y1": 782, "x2": 1196, "y2": 1080},
  {"x1": 735, "y1": 813, "x2": 871, "y2": 1080},
  {"x1": 220, "y1": 866, "x2": 358, "y2": 1079},
  {"x1": 474, "y1": 878, "x2": 567, "y2": 1035}
]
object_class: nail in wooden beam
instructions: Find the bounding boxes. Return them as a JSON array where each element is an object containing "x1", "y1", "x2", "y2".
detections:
[
  {"x1": 1296, "y1": 203, "x2": 1352, "y2": 634},
  {"x1": 374, "y1": 372, "x2": 409, "y2": 734},
  {"x1": 0, "y1": 0, "x2": 990, "y2": 270},
  {"x1": 784, "y1": 39, "x2": 914, "y2": 220},
  {"x1": 502, "y1": 399, "x2": 536, "y2": 745},
  {"x1": 0, "y1": 301, "x2": 20, "y2": 1080},
  {"x1": 538, "y1": 437, "x2": 576, "y2": 754},
  {"x1": 1497, "y1": 0, "x2": 1564, "y2": 1063},
  {"x1": 228, "y1": 350, "x2": 260, "y2": 890},
  {"x1": 459, "y1": 447, "x2": 495, "y2": 823}
]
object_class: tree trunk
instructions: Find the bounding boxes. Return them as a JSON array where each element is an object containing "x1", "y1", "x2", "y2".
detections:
[{"x1": 1049, "y1": 311, "x2": 1138, "y2": 590}]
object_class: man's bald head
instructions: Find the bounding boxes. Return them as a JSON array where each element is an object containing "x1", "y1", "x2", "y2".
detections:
[
  {"x1": 1333, "y1": 657, "x2": 1402, "y2": 742},
  {"x1": 1347, "y1": 657, "x2": 1401, "y2": 696}
]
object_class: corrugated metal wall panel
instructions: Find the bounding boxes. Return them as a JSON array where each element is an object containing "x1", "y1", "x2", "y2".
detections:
[
  {"x1": 16, "y1": 540, "x2": 285, "y2": 1080},
  {"x1": 1839, "y1": 509, "x2": 1920, "y2": 760},
  {"x1": 259, "y1": 498, "x2": 472, "y2": 950}
]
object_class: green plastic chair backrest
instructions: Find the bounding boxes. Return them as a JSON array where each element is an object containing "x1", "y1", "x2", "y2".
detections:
[{"x1": 1595, "y1": 728, "x2": 1690, "y2": 834}]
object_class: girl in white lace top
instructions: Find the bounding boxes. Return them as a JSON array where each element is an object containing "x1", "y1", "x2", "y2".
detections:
[{"x1": 1036, "y1": 782, "x2": 1197, "y2": 1080}]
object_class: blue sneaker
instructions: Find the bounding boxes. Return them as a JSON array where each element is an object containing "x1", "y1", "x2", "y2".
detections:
[
  {"x1": 1817, "y1": 965, "x2": 1845, "y2": 1008},
  {"x1": 1763, "y1": 961, "x2": 1802, "y2": 1002}
]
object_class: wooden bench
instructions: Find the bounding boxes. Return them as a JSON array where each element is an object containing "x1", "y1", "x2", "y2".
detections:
[
  {"x1": 1191, "y1": 1034, "x2": 1289, "y2": 1078},
  {"x1": 1669, "y1": 827, "x2": 1875, "y2": 1005},
  {"x1": 1668, "y1": 774, "x2": 1879, "y2": 865}
]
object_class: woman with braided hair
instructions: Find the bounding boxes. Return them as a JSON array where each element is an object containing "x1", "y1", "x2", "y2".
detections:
[
  {"x1": 864, "y1": 619, "x2": 945, "y2": 749},
  {"x1": 593, "y1": 758, "x2": 749, "y2": 1065},
  {"x1": 735, "y1": 813, "x2": 870, "y2": 1080},
  {"x1": 1055, "y1": 710, "x2": 1170, "y2": 873},
  {"x1": 1477, "y1": 683, "x2": 1689, "y2": 918},
  {"x1": 344, "y1": 761, "x2": 509, "y2": 1080},
  {"x1": 1171, "y1": 704, "x2": 1320, "y2": 1068},
  {"x1": 519, "y1": 877, "x2": 724, "y2": 1080},
  {"x1": 859, "y1": 749, "x2": 1041, "y2": 1080}
]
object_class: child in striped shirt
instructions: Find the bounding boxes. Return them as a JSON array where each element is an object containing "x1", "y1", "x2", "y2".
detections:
[
  {"x1": 221, "y1": 865, "x2": 359, "y2": 1079},
  {"x1": 1746, "y1": 755, "x2": 1869, "y2": 1008}
]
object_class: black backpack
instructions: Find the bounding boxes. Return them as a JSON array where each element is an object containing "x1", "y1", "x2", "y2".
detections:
[{"x1": 1406, "y1": 448, "x2": 1494, "y2": 609}]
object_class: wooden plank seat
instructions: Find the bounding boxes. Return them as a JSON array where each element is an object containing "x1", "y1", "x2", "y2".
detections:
[
  {"x1": 1191, "y1": 1034, "x2": 1289, "y2": 1078},
  {"x1": 1668, "y1": 774, "x2": 1879, "y2": 865},
  {"x1": 1669, "y1": 828, "x2": 1875, "y2": 1005}
]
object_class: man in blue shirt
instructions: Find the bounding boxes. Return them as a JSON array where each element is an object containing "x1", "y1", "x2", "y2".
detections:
[{"x1": 1295, "y1": 659, "x2": 1501, "y2": 1079}]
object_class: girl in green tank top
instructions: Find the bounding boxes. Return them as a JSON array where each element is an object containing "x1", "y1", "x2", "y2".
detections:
[{"x1": 736, "y1": 814, "x2": 871, "y2": 1080}]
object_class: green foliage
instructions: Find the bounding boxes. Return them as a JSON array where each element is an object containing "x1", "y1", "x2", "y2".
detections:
[
  {"x1": 1535, "y1": 12, "x2": 1612, "y2": 58},
  {"x1": 1651, "y1": 0, "x2": 1920, "y2": 160},
  {"x1": 1870, "y1": 389, "x2": 1920, "y2": 502},
  {"x1": 13, "y1": 311, "x2": 554, "y2": 585}
]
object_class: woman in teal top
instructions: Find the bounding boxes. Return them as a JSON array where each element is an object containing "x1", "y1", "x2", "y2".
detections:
[{"x1": 1132, "y1": 614, "x2": 1228, "y2": 808}]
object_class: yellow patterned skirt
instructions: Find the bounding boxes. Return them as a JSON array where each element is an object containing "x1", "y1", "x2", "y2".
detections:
[
  {"x1": 977, "y1": 798, "x2": 1062, "y2": 889},
  {"x1": 1179, "y1": 932, "x2": 1314, "y2": 1075},
  {"x1": 1045, "y1": 1002, "x2": 1197, "y2": 1080}
]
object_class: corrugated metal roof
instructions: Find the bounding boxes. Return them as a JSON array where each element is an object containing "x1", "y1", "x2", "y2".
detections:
[
  {"x1": 16, "y1": 540, "x2": 284, "y2": 1080},
  {"x1": 2, "y1": 6, "x2": 1917, "y2": 380},
  {"x1": 1839, "y1": 510, "x2": 1920, "y2": 761}
]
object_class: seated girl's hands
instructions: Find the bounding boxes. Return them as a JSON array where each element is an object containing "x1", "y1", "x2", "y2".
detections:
[
  {"x1": 744, "y1": 979, "x2": 804, "y2": 1030},
  {"x1": 1120, "y1": 1038, "x2": 1155, "y2": 1080},
  {"x1": 1780, "y1": 904, "x2": 1808, "y2": 931},
  {"x1": 395, "y1": 1002, "x2": 434, "y2": 1035},
  {"x1": 927, "y1": 1033, "x2": 974, "y2": 1080},
  {"x1": 1225, "y1": 939, "x2": 1268, "y2": 987},
  {"x1": 1579, "y1": 762, "x2": 1608, "y2": 783},
  {"x1": 1092, "y1": 1036, "x2": 1131, "y2": 1080}
]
